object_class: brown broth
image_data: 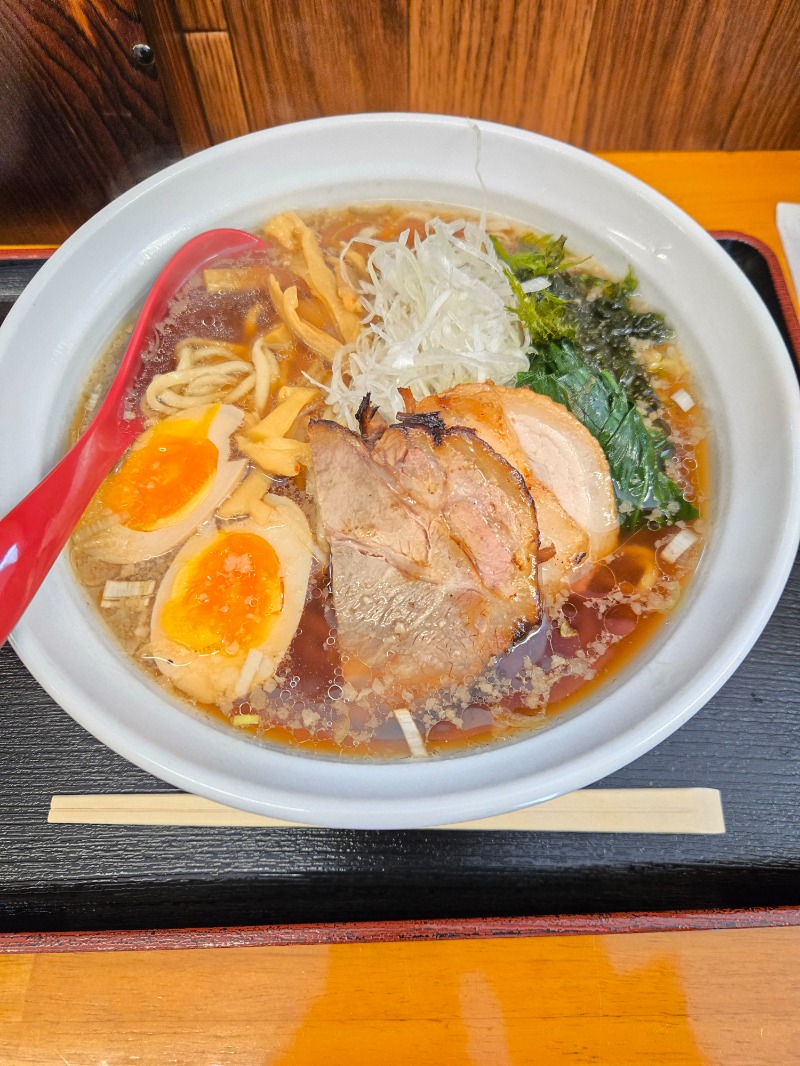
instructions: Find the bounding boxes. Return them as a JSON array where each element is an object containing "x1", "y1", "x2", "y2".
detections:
[{"x1": 70, "y1": 203, "x2": 709, "y2": 761}]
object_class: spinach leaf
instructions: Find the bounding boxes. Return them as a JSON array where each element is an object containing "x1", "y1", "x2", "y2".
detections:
[{"x1": 517, "y1": 341, "x2": 698, "y2": 529}]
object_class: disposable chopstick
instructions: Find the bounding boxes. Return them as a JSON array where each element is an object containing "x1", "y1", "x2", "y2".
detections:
[{"x1": 48, "y1": 788, "x2": 725, "y2": 834}]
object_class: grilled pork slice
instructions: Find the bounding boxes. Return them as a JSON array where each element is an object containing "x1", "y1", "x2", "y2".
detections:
[
  {"x1": 419, "y1": 383, "x2": 619, "y2": 565},
  {"x1": 309, "y1": 415, "x2": 540, "y2": 698},
  {"x1": 499, "y1": 387, "x2": 619, "y2": 560},
  {"x1": 417, "y1": 384, "x2": 593, "y2": 596}
]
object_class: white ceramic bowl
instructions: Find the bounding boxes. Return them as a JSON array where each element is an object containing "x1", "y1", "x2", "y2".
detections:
[{"x1": 2, "y1": 115, "x2": 799, "y2": 829}]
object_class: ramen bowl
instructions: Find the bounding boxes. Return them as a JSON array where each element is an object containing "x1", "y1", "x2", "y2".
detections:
[{"x1": 1, "y1": 115, "x2": 798, "y2": 828}]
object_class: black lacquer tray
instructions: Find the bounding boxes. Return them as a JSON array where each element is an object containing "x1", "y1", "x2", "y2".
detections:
[{"x1": 0, "y1": 237, "x2": 798, "y2": 934}]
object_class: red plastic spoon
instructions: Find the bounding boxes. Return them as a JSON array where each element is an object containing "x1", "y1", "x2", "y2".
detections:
[{"x1": 0, "y1": 227, "x2": 266, "y2": 644}]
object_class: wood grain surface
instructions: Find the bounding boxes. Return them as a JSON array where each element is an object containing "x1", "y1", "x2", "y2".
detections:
[
  {"x1": 142, "y1": 0, "x2": 800, "y2": 154},
  {"x1": 184, "y1": 31, "x2": 249, "y2": 142},
  {"x1": 1, "y1": 926, "x2": 799, "y2": 1064},
  {"x1": 0, "y1": 0, "x2": 182, "y2": 245},
  {"x1": 175, "y1": 0, "x2": 227, "y2": 31},
  {"x1": 571, "y1": 0, "x2": 780, "y2": 150},
  {"x1": 409, "y1": 0, "x2": 597, "y2": 137},
  {"x1": 138, "y1": 0, "x2": 212, "y2": 154},
  {"x1": 224, "y1": 0, "x2": 409, "y2": 129},
  {"x1": 4, "y1": 1, "x2": 798, "y2": 245},
  {"x1": 723, "y1": 1, "x2": 800, "y2": 149}
]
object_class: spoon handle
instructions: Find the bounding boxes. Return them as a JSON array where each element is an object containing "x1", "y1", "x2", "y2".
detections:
[{"x1": 0, "y1": 415, "x2": 135, "y2": 644}]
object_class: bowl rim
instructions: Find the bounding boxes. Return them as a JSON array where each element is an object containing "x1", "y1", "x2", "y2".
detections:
[{"x1": 4, "y1": 112, "x2": 800, "y2": 829}]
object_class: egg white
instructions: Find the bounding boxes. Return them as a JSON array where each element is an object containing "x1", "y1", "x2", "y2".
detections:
[
  {"x1": 83, "y1": 404, "x2": 247, "y2": 563},
  {"x1": 148, "y1": 497, "x2": 313, "y2": 706}
]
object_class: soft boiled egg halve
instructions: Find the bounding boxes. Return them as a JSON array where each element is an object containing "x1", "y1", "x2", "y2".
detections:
[
  {"x1": 77, "y1": 404, "x2": 247, "y2": 563},
  {"x1": 148, "y1": 496, "x2": 313, "y2": 705}
]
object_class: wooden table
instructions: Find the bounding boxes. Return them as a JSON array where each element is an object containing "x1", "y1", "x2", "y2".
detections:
[
  {"x1": 2, "y1": 917, "x2": 799, "y2": 1064},
  {"x1": 2, "y1": 150, "x2": 800, "y2": 1065}
]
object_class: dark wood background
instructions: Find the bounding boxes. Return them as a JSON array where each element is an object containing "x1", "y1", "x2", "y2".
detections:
[
  {"x1": 0, "y1": 0, "x2": 181, "y2": 243},
  {"x1": 1, "y1": 0, "x2": 799, "y2": 245}
]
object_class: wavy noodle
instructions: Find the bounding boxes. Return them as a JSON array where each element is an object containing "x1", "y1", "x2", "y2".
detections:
[{"x1": 143, "y1": 336, "x2": 280, "y2": 415}]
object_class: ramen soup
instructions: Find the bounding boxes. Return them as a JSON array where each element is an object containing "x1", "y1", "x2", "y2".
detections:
[{"x1": 71, "y1": 205, "x2": 708, "y2": 759}]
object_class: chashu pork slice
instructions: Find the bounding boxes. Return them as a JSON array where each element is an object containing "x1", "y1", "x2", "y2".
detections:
[
  {"x1": 499, "y1": 387, "x2": 619, "y2": 560},
  {"x1": 309, "y1": 414, "x2": 540, "y2": 699},
  {"x1": 419, "y1": 382, "x2": 619, "y2": 564},
  {"x1": 417, "y1": 384, "x2": 590, "y2": 596}
]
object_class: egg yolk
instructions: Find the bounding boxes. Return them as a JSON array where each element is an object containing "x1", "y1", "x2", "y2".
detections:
[
  {"x1": 160, "y1": 531, "x2": 283, "y2": 655},
  {"x1": 101, "y1": 409, "x2": 219, "y2": 531}
]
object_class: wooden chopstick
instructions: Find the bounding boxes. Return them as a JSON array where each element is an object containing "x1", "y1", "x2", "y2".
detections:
[{"x1": 48, "y1": 788, "x2": 725, "y2": 833}]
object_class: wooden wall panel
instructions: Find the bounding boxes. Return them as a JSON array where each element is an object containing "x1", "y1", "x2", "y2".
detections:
[
  {"x1": 139, "y1": 0, "x2": 212, "y2": 154},
  {"x1": 0, "y1": 0, "x2": 182, "y2": 244},
  {"x1": 570, "y1": 0, "x2": 781, "y2": 150},
  {"x1": 409, "y1": 0, "x2": 597, "y2": 137},
  {"x1": 184, "y1": 32, "x2": 249, "y2": 141},
  {"x1": 143, "y1": 0, "x2": 799, "y2": 152},
  {"x1": 222, "y1": 0, "x2": 409, "y2": 128},
  {"x1": 723, "y1": 0, "x2": 800, "y2": 150},
  {"x1": 175, "y1": 0, "x2": 227, "y2": 30}
]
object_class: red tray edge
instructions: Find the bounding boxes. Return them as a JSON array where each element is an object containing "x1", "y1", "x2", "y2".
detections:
[
  {"x1": 709, "y1": 229, "x2": 800, "y2": 364},
  {"x1": 2, "y1": 907, "x2": 799, "y2": 955},
  {"x1": 0, "y1": 246, "x2": 58, "y2": 260}
]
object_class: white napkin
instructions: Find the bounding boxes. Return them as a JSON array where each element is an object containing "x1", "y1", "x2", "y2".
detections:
[{"x1": 776, "y1": 203, "x2": 800, "y2": 301}]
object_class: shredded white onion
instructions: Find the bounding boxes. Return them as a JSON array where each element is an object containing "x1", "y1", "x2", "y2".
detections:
[
  {"x1": 325, "y1": 218, "x2": 528, "y2": 428},
  {"x1": 671, "y1": 388, "x2": 695, "y2": 412},
  {"x1": 661, "y1": 528, "x2": 699, "y2": 564},
  {"x1": 235, "y1": 649, "x2": 263, "y2": 698},
  {"x1": 101, "y1": 580, "x2": 156, "y2": 599},
  {"x1": 393, "y1": 708, "x2": 428, "y2": 758},
  {"x1": 100, "y1": 579, "x2": 155, "y2": 610},
  {"x1": 521, "y1": 276, "x2": 551, "y2": 294}
]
